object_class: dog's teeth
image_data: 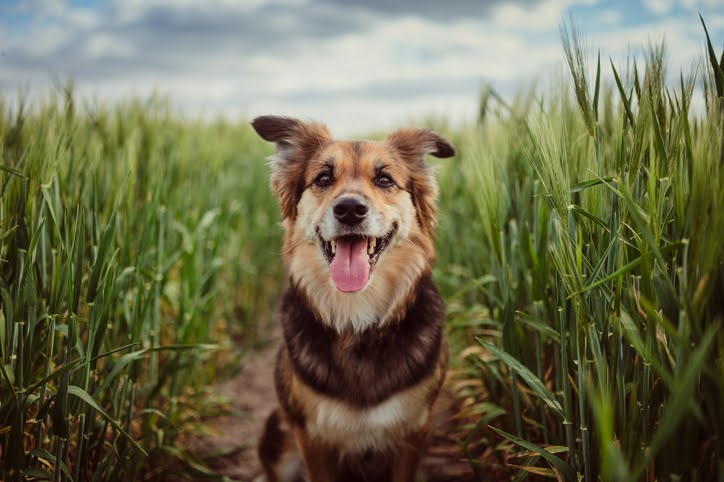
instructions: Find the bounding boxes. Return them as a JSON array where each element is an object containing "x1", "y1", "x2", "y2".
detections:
[
  {"x1": 331, "y1": 240, "x2": 337, "y2": 255},
  {"x1": 368, "y1": 238, "x2": 376, "y2": 255}
]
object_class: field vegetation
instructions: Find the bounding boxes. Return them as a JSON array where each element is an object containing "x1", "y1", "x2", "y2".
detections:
[{"x1": 1, "y1": 17, "x2": 722, "y2": 482}]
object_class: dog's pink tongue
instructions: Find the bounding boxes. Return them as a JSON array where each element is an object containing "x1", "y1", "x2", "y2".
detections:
[{"x1": 330, "y1": 238, "x2": 370, "y2": 292}]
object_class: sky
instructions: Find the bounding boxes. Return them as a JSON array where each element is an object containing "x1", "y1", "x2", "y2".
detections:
[{"x1": 1, "y1": 0, "x2": 723, "y2": 135}]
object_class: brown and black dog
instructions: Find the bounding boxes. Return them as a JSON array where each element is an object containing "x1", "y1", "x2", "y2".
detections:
[{"x1": 251, "y1": 116, "x2": 454, "y2": 482}]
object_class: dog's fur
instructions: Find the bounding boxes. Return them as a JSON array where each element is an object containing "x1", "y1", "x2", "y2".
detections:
[{"x1": 252, "y1": 116, "x2": 454, "y2": 482}]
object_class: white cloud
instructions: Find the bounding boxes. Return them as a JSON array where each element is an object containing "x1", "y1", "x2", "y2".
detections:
[
  {"x1": 588, "y1": 16, "x2": 704, "y2": 66},
  {"x1": 18, "y1": 25, "x2": 73, "y2": 56},
  {"x1": 706, "y1": 13, "x2": 724, "y2": 29},
  {"x1": 84, "y1": 34, "x2": 134, "y2": 59},
  {"x1": 600, "y1": 9, "x2": 622, "y2": 25},
  {"x1": 643, "y1": 0, "x2": 674, "y2": 15},
  {"x1": 67, "y1": 9, "x2": 100, "y2": 29},
  {"x1": 680, "y1": 0, "x2": 724, "y2": 9},
  {"x1": 1, "y1": 0, "x2": 721, "y2": 135},
  {"x1": 493, "y1": 0, "x2": 598, "y2": 32},
  {"x1": 17, "y1": 0, "x2": 66, "y2": 16}
]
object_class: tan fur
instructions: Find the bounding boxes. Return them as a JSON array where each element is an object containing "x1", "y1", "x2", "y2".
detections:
[
  {"x1": 285, "y1": 140, "x2": 437, "y2": 332},
  {"x1": 252, "y1": 116, "x2": 454, "y2": 482},
  {"x1": 272, "y1": 344, "x2": 448, "y2": 482},
  {"x1": 287, "y1": 349, "x2": 445, "y2": 453}
]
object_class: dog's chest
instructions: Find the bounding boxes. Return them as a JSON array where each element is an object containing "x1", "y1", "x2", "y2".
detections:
[
  {"x1": 282, "y1": 279, "x2": 445, "y2": 407},
  {"x1": 307, "y1": 391, "x2": 429, "y2": 453}
]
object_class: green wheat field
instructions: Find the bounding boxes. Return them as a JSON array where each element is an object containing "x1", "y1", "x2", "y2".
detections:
[{"x1": 1, "y1": 19, "x2": 723, "y2": 481}]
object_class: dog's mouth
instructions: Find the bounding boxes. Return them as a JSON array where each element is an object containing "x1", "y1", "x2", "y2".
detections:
[{"x1": 318, "y1": 224, "x2": 397, "y2": 293}]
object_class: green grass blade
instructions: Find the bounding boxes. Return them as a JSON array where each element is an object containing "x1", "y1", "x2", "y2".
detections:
[
  {"x1": 574, "y1": 255, "x2": 645, "y2": 296},
  {"x1": 86, "y1": 211, "x2": 116, "y2": 304},
  {"x1": 648, "y1": 83, "x2": 668, "y2": 162},
  {"x1": 67, "y1": 385, "x2": 148, "y2": 456},
  {"x1": 490, "y1": 426, "x2": 578, "y2": 482},
  {"x1": 25, "y1": 358, "x2": 82, "y2": 394},
  {"x1": 570, "y1": 204, "x2": 609, "y2": 231},
  {"x1": 569, "y1": 176, "x2": 614, "y2": 194},
  {"x1": 0, "y1": 164, "x2": 26, "y2": 177},
  {"x1": 593, "y1": 50, "x2": 601, "y2": 121},
  {"x1": 619, "y1": 308, "x2": 673, "y2": 387},
  {"x1": 700, "y1": 14, "x2": 724, "y2": 97},
  {"x1": 70, "y1": 207, "x2": 85, "y2": 314},
  {"x1": 27, "y1": 448, "x2": 75, "y2": 481},
  {"x1": 516, "y1": 311, "x2": 561, "y2": 342},
  {"x1": 610, "y1": 59, "x2": 636, "y2": 128},
  {"x1": 639, "y1": 323, "x2": 719, "y2": 474},
  {"x1": 0, "y1": 309, "x2": 5, "y2": 359},
  {"x1": 18, "y1": 467, "x2": 55, "y2": 480},
  {"x1": 40, "y1": 182, "x2": 64, "y2": 251},
  {"x1": 478, "y1": 339, "x2": 565, "y2": 422}
]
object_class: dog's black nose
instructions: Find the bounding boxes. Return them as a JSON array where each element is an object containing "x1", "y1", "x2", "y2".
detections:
[{"x1": 333, "y1": 197, "x2": 368, "y2": 225}]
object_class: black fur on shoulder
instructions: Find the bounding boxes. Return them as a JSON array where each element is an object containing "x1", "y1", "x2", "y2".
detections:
[{"x1": 280, "y1": 276, "x2": 445, "y2": 408}]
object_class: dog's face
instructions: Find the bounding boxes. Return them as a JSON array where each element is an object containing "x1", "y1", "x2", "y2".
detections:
[{"x1": 252, "y1": 116, "x2": 454, "y2": 331}]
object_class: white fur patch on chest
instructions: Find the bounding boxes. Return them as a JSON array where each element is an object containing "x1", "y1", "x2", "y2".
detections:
[{"x1": 307, "y1": 394, "x2": 428, "y2": 453}]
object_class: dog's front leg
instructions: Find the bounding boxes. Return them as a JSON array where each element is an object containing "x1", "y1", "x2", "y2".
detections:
[
  {"x1": 391, "y1": 429, "x2": 429, "y2": 482},
  {"x1": 294, "y1": 426, "x2": 338, "y2": 482}
]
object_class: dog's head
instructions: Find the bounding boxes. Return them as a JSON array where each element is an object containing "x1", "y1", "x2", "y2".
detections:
[{"x1": 252, "y1": 115, "x2": 454, "y2": 330}]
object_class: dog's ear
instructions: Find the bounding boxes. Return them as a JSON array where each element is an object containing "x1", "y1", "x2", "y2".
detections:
[
  {"x1": 384, "y1": 128, "x2": 454, "y2": 236},
  {"x1": 252, "y1": 115, "x2": 332, "y2": 219},
  {"x1": 384, "y1": 128, "x2": 455, "y2": 164}
]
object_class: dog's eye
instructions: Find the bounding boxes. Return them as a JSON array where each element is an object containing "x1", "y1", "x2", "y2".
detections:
[
  {"x1": 375, "y1": 174, "x2": 395, "y2": 188},
  {"x1": 314, "y1": 172, "x2": 334, "y2": 187}
]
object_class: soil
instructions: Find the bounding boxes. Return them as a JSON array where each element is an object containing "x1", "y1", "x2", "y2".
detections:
[{"x1": 182, "y1": 332, "x2": 481, "y2": 482}]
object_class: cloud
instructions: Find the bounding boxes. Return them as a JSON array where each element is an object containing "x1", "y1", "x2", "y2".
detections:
[
  {"x1": 492, "y1": 0, "x2": 597, "y2": 32},
  {"x1": 0, "y1": 1, "x2": 561, "y2": 88},
  {"x1": 643, "y1": 0, "x2": 673, "y2": 15},
  {"x1": 16, "y1": 0, "x2": 67, "y2": 16},
  {"x1": 315, "y1": 0, "x2": 543, "y2": 22},
  {"x1": 599, "y1": 9, "x2": 622, "y2": 25},
  {"x1": 278, "y1": 74, "x2": 483, "y2": 103},
  {"x1": 0, "y1": 0, "x2": 721, "y2": 135},
  {"x1": 679, "y1": 0, "x2": 723, "y2": 10},
  {"x1": 0, "y1": 1, "x2": 374, "y2": 83}
]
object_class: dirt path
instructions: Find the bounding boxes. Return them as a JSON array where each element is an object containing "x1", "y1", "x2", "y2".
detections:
[{"x1": 185, "y1": 336, "x2": 477, "y2": 482}]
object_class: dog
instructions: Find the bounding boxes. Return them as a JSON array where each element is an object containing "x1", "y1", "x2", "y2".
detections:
[{"x1": 251, "y1": 115, "x2": 454, "y2": 482}]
